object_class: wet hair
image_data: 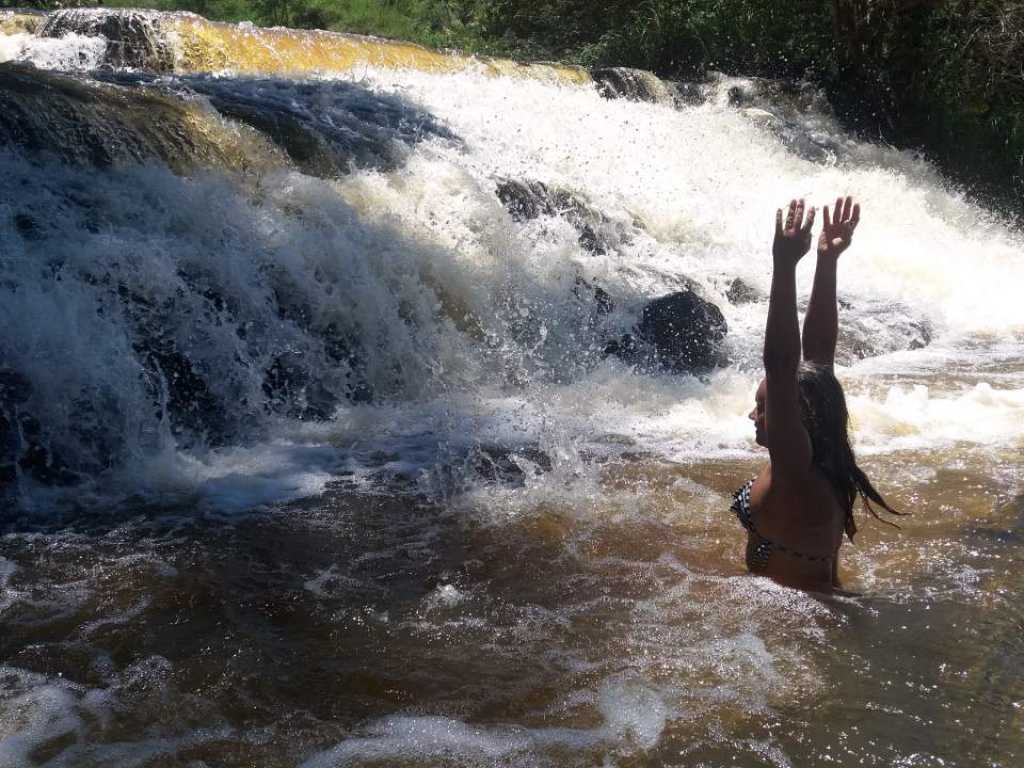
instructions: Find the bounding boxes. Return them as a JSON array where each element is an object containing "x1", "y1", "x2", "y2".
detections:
[{"x1": 796, "y1": 362, "x2": 904, "y2": 540}]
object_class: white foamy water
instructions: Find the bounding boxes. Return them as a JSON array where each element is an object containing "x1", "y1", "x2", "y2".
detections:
[
  {"x1": 2, "y1": 29, "x2": 1023, "y2": 509},
  {"x1": 0, "y1": 31, "x2": 106, "y2": 70}
]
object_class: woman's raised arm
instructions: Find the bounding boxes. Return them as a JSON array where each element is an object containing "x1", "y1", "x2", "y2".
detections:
[
  {"x1": 802, "y1": 196, "x2": 860, "y2": 366},
  {"x1": 764, "y1": 200, "x2": 814, "y2": 475}
]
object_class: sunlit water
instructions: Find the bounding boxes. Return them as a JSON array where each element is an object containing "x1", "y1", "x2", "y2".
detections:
[{"x1": 1, "y1": 11, "x2": 1023, "y2": 767}]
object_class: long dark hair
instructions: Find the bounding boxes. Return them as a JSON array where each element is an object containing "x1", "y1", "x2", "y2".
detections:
[{"x1": 796, "y1": 362, "x2": 904, "y2": 540}]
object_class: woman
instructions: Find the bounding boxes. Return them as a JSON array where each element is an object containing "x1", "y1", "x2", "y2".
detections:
[{"x1": 733, "y1": 196, "x2": 901, "y2": 592}]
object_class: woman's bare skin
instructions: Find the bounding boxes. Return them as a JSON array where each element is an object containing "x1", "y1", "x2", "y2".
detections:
[{"x1": 745, "y1": 197, "x2": 860, "y2": 592}]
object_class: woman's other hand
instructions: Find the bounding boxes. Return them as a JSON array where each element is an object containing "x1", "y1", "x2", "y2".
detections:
[
  {"x1": 818, "y1": 196, "x2": 860, "y2": 259},
  {"x1": 773, "y1": 198, "x2": 816, "y2": 267}
]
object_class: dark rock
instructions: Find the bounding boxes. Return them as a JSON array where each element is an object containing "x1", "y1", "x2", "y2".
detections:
[
  {"x1": 41, "y1": 9, "x2": 176, "y2": 72},
  {"x1": 573, "y1": 276, "x2": 614, "y2": 316},
  {"x1": 263, "y1": 354, "x2": 340, "y2": 421},
  {"x1": 725, "y1": 278, "x2": 763, "y2": 305},
  {"x1": 13, "y1": 213, "x2": 43, "y2": 241},
  {"x1": 322, "y1": 323, "x2": 373, "y2": 404},
  {"x1": 18, "y1": 442, "x2": 80, "y2": 487},
  {"x1": 592, "y1": 67, "x2": 675, "y2": 104},
  {"x1": 603, "y1": 333, "x2": 640, "y2": 359},
  {"x1": 666, "y1": 81, "x2": 707, "y2": 107},
  {"x1": 141, "y1": 345, "x2": 227, "y2": 444},
  {"x1": 0, "y1": 369, "x2": 32, "y2": 406},
  {"x1": 495, "y1": 179, "x2": 625, "y2": 255},
  {"x1": 470, "y1": 445, "x2": 552, "y2": 486},
  {"x1": 632, "y1": 291, "x2": 728, "y2": 372},
  {"x1": 496, "y1": 179, "x2": 557, "y2": 222}
]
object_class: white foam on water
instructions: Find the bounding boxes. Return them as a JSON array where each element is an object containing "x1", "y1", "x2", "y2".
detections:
[
  {"x1": 0, "y1": 668, "x2": 82, "y2": 768},
  {"x1": 0, "y1": 661, "x2": 233, "y2": 767},
  {"x1": 348, "y1": 65, "x2": 1024, "y2": 338},
  {"x1": 0, "y1": 31, "x2": 106, "y2": 70},
  {"x1": 0, "y1": 29, "x2": 1021, "y2": 515},
  {"x1": 299, "y1": 716, "x2": 536, "y2": 768},
  {"x1": 301, "y1": 680, "x2": 671, "y2": 768},
  {"x1": 849, "y1": 382, "x2": 1024, "y2": 453}
]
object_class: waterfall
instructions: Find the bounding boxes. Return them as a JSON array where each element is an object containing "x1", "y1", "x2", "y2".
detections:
[{"x1": 1, "y1": 8, "x2": 1022, "y2": 512}]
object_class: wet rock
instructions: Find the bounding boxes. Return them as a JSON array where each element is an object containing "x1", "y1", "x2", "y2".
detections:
[
  {"x1": 0, "y1": 10, "x2": 46, "y2": 36},
  {"x1": 608, "y1": 291, "x2": 728, "y2": 373},
  {"x1": 13, "y1": 213, "x2": 43, "y2": 241},
  {"x1": 0, "y1": 369, "x2": 32, "y2": 406},
  {"x1": 141, "y1": 344, "x2": 227, "y2": 445},
  {"x1": 0, "y1": 412, "x2": 18, "y2": 490},
  {"x1": 41, "y1": 9, "x2": 176, "y2": 72},
  {"x1": 470, "y1": 445, "x2": 552, "y2": 486},
  {"x1": 574, "y1": 276, "x2": 614, "y2": 316},
  {"x1": 722, "y1": 76, "x2": 849, "y2": 163},
  {"x1": 263, "y1": 354, "x2": 339, "y2": 421},
  {"x1": 495, "y1": 179, "x2": 628, "y2": 255},
  {"x1": 496, "y1": 179, "x2": 558, "y2": 222},
  {"x1": 839, "y1": 301, "x2": 933, "y2": 362},
  {"x1": 0, "y1": 370, "x2": 32, "y2": 490},
  {"x1": 592, "y1": 67, "x2": 675, "y2": 104},
  {"x1": 666, "y1": 81, "x2": 707, "y2": 107},
  {"x1": 0, "y1": 410, "x2": 81, "y2": 489},
  {"x1": 725, "y1": 278, "x2": 764, "y2": 305},
  {"x1": 18, "y1": 439, "x2": 80, "y2": 487},
  {"x1": 323, "y1": 327, "x2": 373, "y2": 405},
  {"x1": 176, "y1": 75, "x2": 458, "y2": 178},
  {"x1": 0, "y1": 65, "x2": 268, "y2": 174}
]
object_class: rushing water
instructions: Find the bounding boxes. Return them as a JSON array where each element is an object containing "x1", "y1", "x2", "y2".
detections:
[{"x1": 1, "y1": 9, "x2": 1023, "y2": 767}]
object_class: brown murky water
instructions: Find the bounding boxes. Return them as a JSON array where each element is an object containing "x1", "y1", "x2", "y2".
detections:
[{"x1": 2, "y1": 448, "x2": 1020, "y2": 767}]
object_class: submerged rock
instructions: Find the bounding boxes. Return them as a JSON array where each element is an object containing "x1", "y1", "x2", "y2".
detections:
[
  {"x1": 607, "y1": 291, "x2": 728, "y2": 373},
  {"x1": 0, "y1": 373, "x2": 81, "y2": 490},
  {"x1": 573, "y1": 276, "x2": 615, "y2": 316},
  {"x1": 469, "y1": 444, "x2": 553, "y2": 487},
  {"x1": 0, "y1": 370, "x2": 31, "y2": 489},
  {"x1": 592, "y1": 67, "x2": 674, "y2": 105},
  {"x1": 495, "y1": 179, "x2": 632, "y2": 255},
  {"x1": 0, "y1": 369, "x2": 32, "y2": 407},
  {"x1": 725, "y1": 277, "x2": 764, "y2": 305},
  {"x1": 721, "y1": 75, "x2": 851, "y2": 163},
  {"x1": 838, "y1": 300, "x2": 933, "y2": 362}
]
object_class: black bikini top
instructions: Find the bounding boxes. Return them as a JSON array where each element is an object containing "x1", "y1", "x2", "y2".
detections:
[{"x1": 730, "y1": 479, "x2": 834, "y2": 571}]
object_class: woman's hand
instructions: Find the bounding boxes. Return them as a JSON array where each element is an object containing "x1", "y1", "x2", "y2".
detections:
[
  {"x1": 818, "y1": 196, "x2": 860, "y2": 259},
  {"x1": 773, "y1": 199, "x2": 815, "y2": 267}
]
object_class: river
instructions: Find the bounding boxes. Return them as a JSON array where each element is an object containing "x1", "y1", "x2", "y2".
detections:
[{"x1": 1, "y1": 9, "x2": 1022, "y2": 767}]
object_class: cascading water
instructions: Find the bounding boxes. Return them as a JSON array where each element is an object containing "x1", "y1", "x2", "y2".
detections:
[{"x1": 1, "y1": 9, "x2": 1022, "y2": 767}]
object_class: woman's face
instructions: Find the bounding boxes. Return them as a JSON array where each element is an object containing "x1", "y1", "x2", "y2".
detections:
[{"x1": 749, "y1": 379, "x2": 767, "y2": 447}]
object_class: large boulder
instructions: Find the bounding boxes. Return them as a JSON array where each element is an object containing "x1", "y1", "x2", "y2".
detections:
[{"x1": 607, "y1": 291, "x2": 728, "y2": 373}]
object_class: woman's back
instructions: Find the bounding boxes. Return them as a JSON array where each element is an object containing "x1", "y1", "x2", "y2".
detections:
[{"x1": 742, "y1": 464, "x2": 846, "y2": 591}]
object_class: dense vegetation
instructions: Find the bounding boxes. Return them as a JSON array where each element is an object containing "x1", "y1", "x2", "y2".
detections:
[{"x1": 8, "y1": 1, "x2": 1024, "y2": 210}]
